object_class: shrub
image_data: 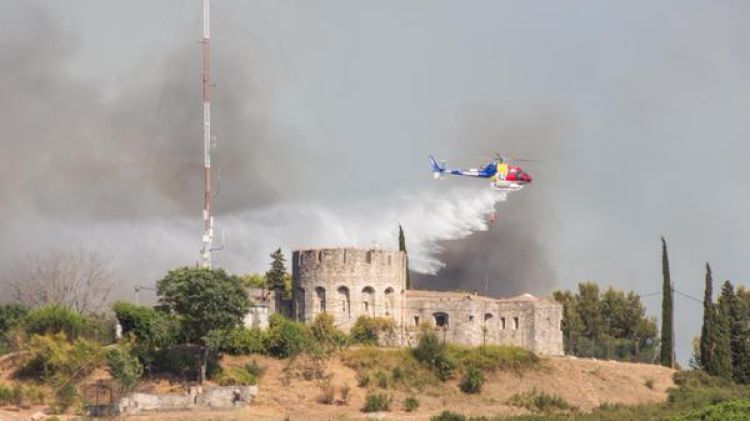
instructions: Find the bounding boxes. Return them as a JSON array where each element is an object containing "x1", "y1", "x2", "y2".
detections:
[
  {"x1": 106, "y1": 343, "x2": 143, "y2": 390},
  {"x1": 403, "y1": 396, "x2": 420, "y2": 412},
  {"x1": 459, "y1": 365, "x2": 484, "y2": 394},
  {"x1": 430, "y1": 411, "x2": 490, "y2": 421},
  {"x1": 375, "y1": 370, "x2": 389, "y2": 389},
  {"x1": 671, "y1": 400, "x2": 750, "y2": 421},
  {"x1": 311, "y1": 313, "x2": 348, "y2": 353},
  {"x1": 214, "y1": 366, "x2": 256, "y2": 386},
  {"x1": 318, "y1": 380, "x2": 335, "y2": 405},
  {"x1": 204, "y1": 327, "x2": 267, "y2": 355},
  {"x1": 53, "y1": 383, "x2": 77, "y2": 414},
  {"x1": 412, "y1": 329, "x2": 455, "y2": 381},
  {"x1": 350, "y1": 316, "x2": 396, "y2": 345},
  {"x1": 645, "y1": 378, "x2": 655, "y2": 390},
  {"x1": 391, "y1": 366, "x2": 404, "y2": 381},
  {"x1": 245, "y1": 359, "x2": 267, "y2": 379},
  {"x1": 19, "y1": 333, "x2": 104, "y2": 383},
  {"x1": 0, "y1": 304, "x2": 28, "y2": 333},
  {"x1": 506, "y1": 389, "x2": 576, "y2": 413},
  {"x1": 357, "y1": 372, "x2": 371, "y2": 387},
  {"x1": 25, "y1": 305, "x2": 85, "y2": 340},
  {"x1": 266, "y1": 314, "x2": 311, "y2": 358},
  {"x1": 362, "y1": 392, "x2": 391, "y2": 412},
  {"x1": 340, "y1": 384, "x2": 351, "y2": 404},
  {"x1": 0, "y1": 384, "x2": 12, "y2": 405},
  {"x1": 113, "y1": 301, "x2": 178, "y2": 348}
]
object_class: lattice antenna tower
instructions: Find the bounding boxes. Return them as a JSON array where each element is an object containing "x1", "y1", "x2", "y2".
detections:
[{"x1": 200, "y1": 0, "x2": 214, "y2": 268}]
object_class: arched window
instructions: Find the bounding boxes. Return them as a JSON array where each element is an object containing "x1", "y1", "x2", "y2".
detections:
[
  {"x1": 384, "y1": 287, "x2": 395, "y2": 316},
  {"x1": 500, "y1": 317, "x2": 506, "y2": 330},
  {"x1": 433, "y1": 312, "x2": 449, "y2": 328},
  {"x1": 513, "y1": 317, "x2": 519, "y2": 330},
  {"x1": 337, "y1": 286, "x2": 350, "y2": 317},
  {"x1": 484, "y1": 313, "x2": 493, "y2": 322},
  {"x1": 315, "y1": 286, "x2": 326, "y2": 313},
  {"x1": 362, "y1": 286, "x2": 375, "y2": 315}
]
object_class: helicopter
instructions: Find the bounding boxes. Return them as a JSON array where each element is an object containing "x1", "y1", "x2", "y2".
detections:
[{"x1": 429, "y1": 153, "x2": 533, "y2": 192}]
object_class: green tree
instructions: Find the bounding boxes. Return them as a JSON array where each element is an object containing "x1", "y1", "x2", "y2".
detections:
[
  {"x1": 700, "y1": 263, "x2": 718, "y2": 375},
  {"x1": 660, "y1": 236, "x2": 674, "y2": 368},
  {"x1": 266, "y1": 248, "x2": 288, "y2": 291},
  {"x1": 553, "y1": 290, "x2": 584, "y2": 355},
  {"x1": 398, "y1": 224, "x2": 411, "y2": 290},
  {"x1": 716, "y1": 281, "x2": 736, "y2": 380},
  {"x1": 239, "y1": 273, "x2": 266, "y2": 289},
  {"x1": 156, "y1": 267, "x2": 250, "y2": 383},
  {"x1": 554, "y1": 283, "x2": 657, "y2": 361},
  {"x1": 734, "y1": 286, "x2": 750, "y2": 384},
  {"x1": 576, "y1": 282, "x2": 603, "y2": 341}
]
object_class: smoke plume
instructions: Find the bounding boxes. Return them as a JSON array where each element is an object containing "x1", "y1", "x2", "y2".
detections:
[{"x1": 0, "y1": 2, "x2": 564, "y2": 303}]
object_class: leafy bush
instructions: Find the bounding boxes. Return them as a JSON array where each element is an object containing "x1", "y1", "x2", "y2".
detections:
[
  {"x1": 311, "y1": 313, "x2": 348, "y2": 352},
  {"x1": 53, "y1": 383, "x2": 77, "y2": 414},
  {"x1": 350, "y1": 316, "x2": 396, "y2": 345},
  {"x1": 266, "y1": 314, "x2": 311, "y2": 358},
  {"x1": 106, "y1": 343, "x2": 143, "y2": 390},
  {"x1": 671, "y1": 400, "x2": 750, "y2": 421},
  {"x1": 357, "y1": 372, "x2": 371, "y2": 387},
  {"x1": 403, "y1": 396, "x2": 420, "y2": 412},
  {"x1": 25, "y1": 305, "x2": 85, "y2": 340},
  {"x1": 375, "y1": 370, "x2": 389, "y2": 389},
  {"x1": 214, "y1": 366, "x2": 256, "y2": 386},
  {"x1": 507, "y1": 389, "x2": 576, "y2": 413},
  {"x1": 0, "y1": 384, "x2": 13, "y2": 405},
  {"x1": 204, "y1": 327, "x2": 267, "y2": 355},
  {"x1": 0, "y1": 304, "x2": 28, "y2": 333},
  {"x1": 459, "y1": 365, "x2": 484, "y2": 394},
  {"x1": 362, "y1": 392, "x2": 391, "y2": 412},
  {"x1": 412, "y1": 329, "x2": 455, "y2": 381},
  {"x1": 19, "y1": 333, "x2": 104, "y2": 384},
  {"x1": 645, "y1": 378, "x2": 655, "y2": 389},
  {"x1": 430, "y1": 411, "x2": 490, "y2": 421},
  {"x1": 113, "y1": 301, "x2": 178, "y2": 348}
]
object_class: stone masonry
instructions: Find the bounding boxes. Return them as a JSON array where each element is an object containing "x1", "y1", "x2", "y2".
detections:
[{"x1": 287, "y1": 247, "x2": 564, "y2": 356}]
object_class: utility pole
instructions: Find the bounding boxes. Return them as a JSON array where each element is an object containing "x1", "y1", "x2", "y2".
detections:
[{"x1": 199, "y1": 0, "x2": 214, "y2": 268}]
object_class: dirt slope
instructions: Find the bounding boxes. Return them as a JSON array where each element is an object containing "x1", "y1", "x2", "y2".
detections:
[{"x1": 128, "y1": 355, "x2": 675, "y2": 421}]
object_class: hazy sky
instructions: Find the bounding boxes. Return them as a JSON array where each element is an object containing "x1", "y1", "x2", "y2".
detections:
[{"x1": 1, "y1": 0, "x2": 749, "y2": 364}]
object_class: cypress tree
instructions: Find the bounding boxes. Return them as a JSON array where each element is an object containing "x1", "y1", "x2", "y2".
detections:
[
  {"x1": 715, "y1": 281, "x2": 733, "y2": 379},
  {"x1": 659, "y1": 237, "x2": 674, "y2": 368},
  {"x1": 700, "y1": 263, "x2": 717, "y2": 375},
  {"x1": 266, "y1": 248, "x2": 287, "y2": 291},
  {"x1": 719, "y1": 281, "x2": 743, "y2": 381},
  {"x1": 398, "y1": 224, "x2": 411, "y2": 290}
]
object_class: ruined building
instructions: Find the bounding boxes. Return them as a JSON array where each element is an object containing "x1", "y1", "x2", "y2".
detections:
[{"x1": 274, "y1": 247, "x2": 564, "y2": 356}]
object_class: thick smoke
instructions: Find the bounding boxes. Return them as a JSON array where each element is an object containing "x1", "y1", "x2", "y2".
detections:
[{"x1": 0, "y1": 3, "x2": 563, "y2": 303}]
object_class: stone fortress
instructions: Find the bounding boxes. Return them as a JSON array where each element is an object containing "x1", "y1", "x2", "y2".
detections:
[{"x1": 282, "y1": 247, "x2": 564, "y2": 356}]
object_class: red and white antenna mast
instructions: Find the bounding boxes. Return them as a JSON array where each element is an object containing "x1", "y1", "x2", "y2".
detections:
[{"x1": 200, "y1": 0, "x2": 214, "y2": 268}]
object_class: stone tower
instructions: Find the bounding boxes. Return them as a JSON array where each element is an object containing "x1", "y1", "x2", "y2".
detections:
[{"x1": 292, "y1": 248, "x2": 406, "y2": 330}]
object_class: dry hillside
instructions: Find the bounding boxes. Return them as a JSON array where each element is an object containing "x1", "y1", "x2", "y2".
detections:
[{"x1": 124, "y1": 355, "x2": 675, "y2": 421}]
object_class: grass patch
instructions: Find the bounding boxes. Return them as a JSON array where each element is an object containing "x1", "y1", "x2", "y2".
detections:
[
  {"x1": 342, "y1": 347, "x2": 433, "y2": 391},
  {"x1": 446, "y1": 344, "x2": 540, "y2": 372},
  {"x1": 506, "y1": 389, "x2": 576, "y2": 413}
]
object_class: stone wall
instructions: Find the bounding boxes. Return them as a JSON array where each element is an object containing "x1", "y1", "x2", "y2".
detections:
[
  {"x1": 286, "y1": 247, "x2": 563, "y2": 356},
  {"x1": 292, "y1": 248, "x2": 406, "y2": 330},
  {"x1": 403, "y1": 290, "x2": 563, "y2": 355},
  {"x1": 117, "y1": 385, "x2": 257, "y2": 415}
]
